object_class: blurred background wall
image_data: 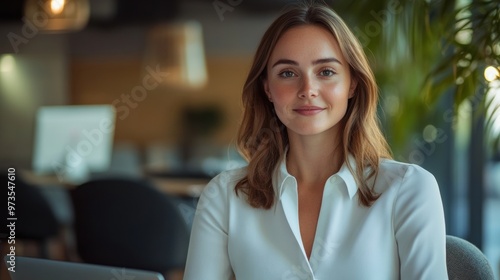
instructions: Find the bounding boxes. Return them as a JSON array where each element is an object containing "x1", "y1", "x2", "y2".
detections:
[
  {"x1": 0, "y1": 0, "x2": 499, "y2": 278},
  {"x1": 0, "y1": 0, "x2": 282, "y2": 170}
]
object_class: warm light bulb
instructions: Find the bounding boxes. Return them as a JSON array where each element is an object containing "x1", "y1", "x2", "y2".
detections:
[
  {"x1": 50, "y1": 0, "x2": 65, "y2": 15},
  {"x1": 484, "y1": 66, "x2": 500, "y2": 82}
]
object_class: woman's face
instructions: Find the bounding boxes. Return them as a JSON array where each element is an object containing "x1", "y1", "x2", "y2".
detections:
[{"x1": 264, "y1": 24, "x2": 356, "y2": 139}]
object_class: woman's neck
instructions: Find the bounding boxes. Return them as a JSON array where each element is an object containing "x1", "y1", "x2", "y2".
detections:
[{"x1": 286, "y1": 129, "x2": 343, "y2": 188}]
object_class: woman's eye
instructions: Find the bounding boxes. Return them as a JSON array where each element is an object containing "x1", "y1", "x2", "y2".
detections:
[
  {"x1": 279, "y1": 71, "x2": 296, "y2": 78},
  {"x1": 320, "y1": 69, "x2": 335, "y2": 76}
]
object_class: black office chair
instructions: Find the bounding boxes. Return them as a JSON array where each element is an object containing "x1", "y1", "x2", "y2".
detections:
[
  {"x1": 446, "y1": 235, "x2": 495, "y2": 280},
  {"x1": 70, "y1": 178, "x2": 190, "y2": 274},
  {"x1": 0, "y1": 173, "x2": 60, "y2": 258}
]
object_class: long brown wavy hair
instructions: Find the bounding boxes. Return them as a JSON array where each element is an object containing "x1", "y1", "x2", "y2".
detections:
[{"x1": 235, "y1": 2, "x2": 392, "y2": 209}]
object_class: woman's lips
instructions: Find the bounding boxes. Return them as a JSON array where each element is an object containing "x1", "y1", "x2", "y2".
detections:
[{"x1": 293, "y1": 106, "x2": 325, "y2": 116}]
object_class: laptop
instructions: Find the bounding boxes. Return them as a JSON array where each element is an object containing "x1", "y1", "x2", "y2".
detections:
[{"x1": 5, "y1": 256, "x2": 165, "y2": 280}]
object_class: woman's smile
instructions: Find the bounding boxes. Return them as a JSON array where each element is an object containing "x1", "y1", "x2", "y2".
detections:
[{"x1": 293, "y1": 106, "x2": 326, "y2": 116}]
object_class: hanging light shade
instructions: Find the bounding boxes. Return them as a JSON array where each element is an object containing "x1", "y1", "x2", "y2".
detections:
[
  {"x1": 144, "y1": 21, "x2": 208, "y2": 89},
  {"x1": 24, "y1": 0, "x2": 90, "y2": 32}
]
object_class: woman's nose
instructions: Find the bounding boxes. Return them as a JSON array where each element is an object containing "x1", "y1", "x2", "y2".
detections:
[{"x1": 298, "y1": 76, "x2": 318, "y2": 99}]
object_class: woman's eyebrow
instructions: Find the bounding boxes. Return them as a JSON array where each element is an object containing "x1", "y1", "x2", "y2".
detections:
[
  {"x1": 271, "y1": 59, "x2": 298, "y2": 68},
  {"x1": 271, "y1": 57, "x2": 342, "y2": 68},
  {"x1": 312, "y1": 57, "x2": 342, "y2": 65}
]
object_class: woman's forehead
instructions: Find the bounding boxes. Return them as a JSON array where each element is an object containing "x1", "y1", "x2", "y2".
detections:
[{"x1": 268, "y1": 25, "x2": 347, "y2": 66}]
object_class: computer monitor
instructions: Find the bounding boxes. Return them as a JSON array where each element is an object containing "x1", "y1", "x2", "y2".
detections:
[
  {"x1": 32, "y1": 105, "x2": 115, "y2": 183},
  {"x1": 5, "y1": 256, "x2": 165, "y2": 280}
]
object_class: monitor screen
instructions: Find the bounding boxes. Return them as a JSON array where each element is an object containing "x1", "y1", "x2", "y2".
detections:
[{"x1": 32, "y1": 105, "x2": 115, "y2": 183}]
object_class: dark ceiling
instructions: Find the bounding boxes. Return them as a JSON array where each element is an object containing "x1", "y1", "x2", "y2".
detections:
[
  {"x1": 0, "y1": 0, "x2": 296, "y2": 26},
  {"x1": 0, "y1": 1, "x2": 25, "y2": 22},
  {"x1": 0, "y1": 0, "x2": 179, "y2": 26}
]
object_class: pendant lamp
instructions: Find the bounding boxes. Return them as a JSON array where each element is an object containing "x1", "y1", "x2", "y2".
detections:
[
  {"x1": 24, "y1": 0, "x2": 90, "y2": 33},
  {"x1": 144, "y1": 21, "x2": 208, "y2": 89}
]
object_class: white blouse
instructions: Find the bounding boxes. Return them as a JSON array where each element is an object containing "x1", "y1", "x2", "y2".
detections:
[{"x1": 183, "y1": 156, "x2": 448, "y2": 280}]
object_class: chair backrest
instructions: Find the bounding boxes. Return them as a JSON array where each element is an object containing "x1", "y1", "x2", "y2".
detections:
[
  {"x1": 446, "y1": 235, "x2": 495, "y2": 280},
  {"x1": 0, "y1": 173, "x2": 60, "y2": 259},
  {"x1": 0, "y1": 174, "x2": 59, "y2": 240},
  {"x1": 6, "y1": 256, "x2": 165, "y2": 280},
  {"x1": 71, "y1": 178, "x2": 190, "y2": 273}
]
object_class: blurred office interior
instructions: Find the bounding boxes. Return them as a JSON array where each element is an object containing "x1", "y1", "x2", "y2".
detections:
[{"x1": 0, "y1": 0, "x2": 499, "y2": 279}]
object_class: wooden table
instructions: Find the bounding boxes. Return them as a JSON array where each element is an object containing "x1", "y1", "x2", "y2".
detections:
[{"x1": 20, "y1": 170, "x2": 208, "y2": 197}]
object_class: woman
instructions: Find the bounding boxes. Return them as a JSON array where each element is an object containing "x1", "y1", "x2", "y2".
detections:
[{"x1": 184, "y1": 2, "x2": 448, "y2": 280}]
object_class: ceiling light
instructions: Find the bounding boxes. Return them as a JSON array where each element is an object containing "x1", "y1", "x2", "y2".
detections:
[
  {"x1": 50, "y1": 0, "x2": 65, "y2": 15},
  {"x1": 24, "y1": 0, "x2": 90, "y2": 33}
]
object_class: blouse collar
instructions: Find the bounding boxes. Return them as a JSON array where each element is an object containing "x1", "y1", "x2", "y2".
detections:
[{"x1": 273, "y1": 152, "x2": 359, "y2": 200}]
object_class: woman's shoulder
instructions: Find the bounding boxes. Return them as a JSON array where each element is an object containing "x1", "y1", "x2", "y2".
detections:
[
  {"x1": 373, "y1": 159, "x2": 438, "y2": 195},
  {"x1": 199, "y1": 166, "x2": 248, "y2": 197},
  {"x1": 213, "y1": 165, "x2": 248, "y2": 185},
  {"x1": 378, "y1": 158, "x2": 436, "y2": 182},
  {"x1": 377, "y1": 160, "x2": 445, "y2": 230}
]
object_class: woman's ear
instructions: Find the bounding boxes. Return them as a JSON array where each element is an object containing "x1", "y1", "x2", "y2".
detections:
[{"x1": 348, "y1": 78, "x2": 358, "y2": 99}]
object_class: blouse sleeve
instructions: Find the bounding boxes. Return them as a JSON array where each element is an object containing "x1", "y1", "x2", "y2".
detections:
[
  {"x1": 183, "y1": 173, "x2": 234, "y2": 280},
  {"x1": 393, "y1": 165, "x2": 448, "y2": 280}
]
